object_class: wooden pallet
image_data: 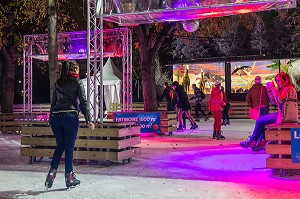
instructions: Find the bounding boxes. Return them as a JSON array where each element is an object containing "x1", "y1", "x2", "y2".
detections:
[
  {"x1": 20, "y1": 122, "x2": 141, "y2": 165},
  {"x1": 0, "y1": 113, "x2": 49, "y2": 133},
  {"x1": 160, "y1": 111, "x2": 177, "y2": 136},
  {"x1": 265, "y1": 123, "x2": 300, "y2": 176}
]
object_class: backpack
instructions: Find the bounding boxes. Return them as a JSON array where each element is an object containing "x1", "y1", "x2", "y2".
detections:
[
  {"x1": 200, "y1": 91, "x2": 206, "y2": 100},
  {"x1": 169, "y1": 89, "x2": 176, "y2": 101}
]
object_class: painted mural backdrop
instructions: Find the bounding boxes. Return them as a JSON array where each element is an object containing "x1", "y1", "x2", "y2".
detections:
[
  {"x1": 173, "y1": 62, "x2": 225, "y2": 94},
  {"x1": 231, "y1": 60, "x2": 278, "y2": 93}
]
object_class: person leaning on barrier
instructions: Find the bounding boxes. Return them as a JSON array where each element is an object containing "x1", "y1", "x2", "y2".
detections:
[
  {"x1": 45, "y1": 60, "x2": 95, "y2": 189},
  {"x1": 240, "y1": 72, "x2": 298, "y2": 151}
]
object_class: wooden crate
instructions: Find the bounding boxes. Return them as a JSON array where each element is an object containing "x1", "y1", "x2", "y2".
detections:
[
  {"x1": 265, "y1": 123, "x2": 300, "y2": 176},
  {"x1": 20, "y1": 122, "x2": 141, "y2": 164},
  {"x1": 160, "y1": 111, "x2": 177, "y2": 136}
]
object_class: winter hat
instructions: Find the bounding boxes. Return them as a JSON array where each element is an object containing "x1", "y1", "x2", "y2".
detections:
[
  {"x1": 254, "y1": 76, "x2": 262, "y2": 84},
  {"x1": 215, "y1": 81, "x2": 221, "y2": 87}
]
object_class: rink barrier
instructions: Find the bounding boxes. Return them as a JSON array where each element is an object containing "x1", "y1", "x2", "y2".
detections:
[
  {"x1": 20, "y1": 121, "x2": 141, "y2": 165},
  {"x1": 265, "y1": 123, "x2": 300, "y2": 176},
  {"x1": 0, "y1": 113, "x2": 49, "y2": 134},
  {"x1": 107, "y1": 111, "x2": 177, "y2": 136}
]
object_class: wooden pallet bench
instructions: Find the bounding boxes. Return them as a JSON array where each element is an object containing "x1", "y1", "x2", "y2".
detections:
[
  {"x1": 265, "y1": 123, "x2": 300, "y2": 176},
  {"x1": 20, "y1": 122, "x2": 141, "y2": 165},
  {"x1": 0, "y1": 113, "x2": 49, "y2": 134}
]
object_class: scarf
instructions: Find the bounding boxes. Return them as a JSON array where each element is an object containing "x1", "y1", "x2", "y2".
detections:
[{"x1": 68, "y1": 71, "x2": 79, "y2": 79}]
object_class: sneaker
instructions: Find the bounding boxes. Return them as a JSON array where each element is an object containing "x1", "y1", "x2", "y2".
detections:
[
  {"x1": 240, "y1": 138, "x2": 256, "y2": 148},
  {"x1": 251, "y1": 139, "x2": 267, "y2": 151}
]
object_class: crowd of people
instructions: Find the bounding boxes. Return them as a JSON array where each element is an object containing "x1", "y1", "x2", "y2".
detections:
[
  {"x1": 45, "y1": 60, "x2": 298, "y2": 190},
  {"x1": 161, "y1": 72, "x2": 298, "y2": 148}
]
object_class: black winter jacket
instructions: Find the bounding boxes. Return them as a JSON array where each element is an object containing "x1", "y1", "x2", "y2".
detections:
[{"x1": 50, "y1": 77, "x2": 91, "y2": 123}]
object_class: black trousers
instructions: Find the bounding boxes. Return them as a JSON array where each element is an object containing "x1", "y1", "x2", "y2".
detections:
[{"x1": 195, "y1": 103, "x2": 207, "y2": 118}]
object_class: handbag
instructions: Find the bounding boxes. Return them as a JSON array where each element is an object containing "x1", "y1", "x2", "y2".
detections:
[{"x1": 248, "y1": 86, "x2": 263, "y2": 120}]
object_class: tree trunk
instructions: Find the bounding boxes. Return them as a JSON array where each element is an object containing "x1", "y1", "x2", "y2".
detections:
[
  {"x1": 0, "y1": 42, "x2": 15, "y2": 113},
  {"x1": 47, "y1": 0, "x2": 58, "y2": 101},
  {"x1": 0, "y1": 12, "x2": 16, "y2": 113},
  {"x1": 140, "y1": 48, "x2": 157, "y2": 111},
  {"x1": 137, "y1": 23, "x2": 176, "y2": 112}
]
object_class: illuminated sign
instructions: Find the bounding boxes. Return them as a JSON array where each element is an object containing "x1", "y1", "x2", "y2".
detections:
[
  {"x1": 291, "y1": 128, "x2": 300, "y2": 163},
  {"x1": 114, "y1": 112, "x2": 160, "y2": 133}
]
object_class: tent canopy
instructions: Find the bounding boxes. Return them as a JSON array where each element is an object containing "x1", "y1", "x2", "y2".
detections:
[{"x1": 82, "y1": 58, "x2": 122, "y2": 112}]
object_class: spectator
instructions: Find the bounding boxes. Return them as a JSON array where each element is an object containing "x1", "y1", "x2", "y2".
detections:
[
  {"x1": 221, "y1": 86, "x2": 231, "y2": 125},
  {"x1": 240, "y1": 72, "x2": 298, "y2": 151},
  {"x1": 246, "y1": 75, "x2": 270, "y2": 117}
]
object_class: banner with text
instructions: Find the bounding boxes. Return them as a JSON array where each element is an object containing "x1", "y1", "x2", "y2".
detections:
[
  {"x1": 114, "y1": 112, "x2": 160, "y2": 133},
  {"x1": 291, "y1": 128, "x2": 300, "y2": 163}
]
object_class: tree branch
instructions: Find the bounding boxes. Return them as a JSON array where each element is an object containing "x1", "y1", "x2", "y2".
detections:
[{"x1": 152, "y1": 22, "x2": 176, "y2": 56}]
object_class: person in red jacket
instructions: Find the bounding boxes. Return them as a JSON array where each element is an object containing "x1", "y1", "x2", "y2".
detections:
[{"x1": 208, "y1": 81, "x2": 226, "y2": 139}]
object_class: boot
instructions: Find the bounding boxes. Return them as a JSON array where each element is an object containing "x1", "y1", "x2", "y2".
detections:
[
  {"x1": 240, "y1": 137, "x2": 256, "y2": 148},
  {"x1": 45, "y1": 168, "x2": 57, "y2": 189},
  {"x1": 212, "y1": 131, "x2": 217, "y2": 139},
  {"x1": 65, "y1": 171, "x2": 80, "y2": 188},
  {"x1": 204, "y1": 116, "x2": 208, "y2": 121},
  {"x1": 216, "y1": 131, "x2": 225, "y2": 140},
  {"x1": 190, "y1": 123, "x2": 198, "y2": 130},
  {"x1": 251, "y1": 139, "x2": 267, "y2": 152}
]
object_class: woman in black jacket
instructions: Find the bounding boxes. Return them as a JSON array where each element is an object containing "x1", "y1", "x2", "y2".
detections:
[
  {"x1": 172, "y1": 81, "x2": 198, "y2": 130},
  {"x1": 45, "y1": 60, "x2": 95, "y2": 189}
]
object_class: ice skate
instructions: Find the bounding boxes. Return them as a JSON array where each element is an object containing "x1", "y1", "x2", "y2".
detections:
[
  {"x1": 195, "y1": 118, "x2": 200, "y2": 122},
  {"x1": 221, "y1": 119, "x2": 227, "y2": 126},
  {"x1": 212, "y1": 131, "x2": 217, "y2": 139},
  {"x1": 65, "y1": 171, "x2": 80, "y2": 189},
  {"x1": 216, "y1": 131, "x2": 225, "y2": 140},
  {"x1": 177, "y1": 125, "x2": 184, "y2": 131},
  {"x1": 45, "y1": 168, "x2": 57, "y2": 189},
  {"x1": 190, "y1": 123, "x2": 198, "y2": 130}
]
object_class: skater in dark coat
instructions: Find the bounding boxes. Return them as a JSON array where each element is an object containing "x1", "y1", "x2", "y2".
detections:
[
  {"x1": 160, "y1": 82, "x2": 176, "y2": 111},
  {"x1": 172, "y1": 81, "x2": 198, "y2": 130},
  {"x1": 45, "y1": 60, "x2": 95, "y2": 189}
]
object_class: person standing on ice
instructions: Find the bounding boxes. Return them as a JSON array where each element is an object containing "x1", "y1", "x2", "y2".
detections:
[
  {"x1": 208, "y1": 81, "x2": 226, "y2": 139},
  {"x1": 45, "y1": 60, "x2": 95, "y2": 189},
  {"x1": 172, "y1": 81, "x2": 198, "y2": 130}
]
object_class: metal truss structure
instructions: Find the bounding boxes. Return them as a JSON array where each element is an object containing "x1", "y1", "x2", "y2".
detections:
[
  {"x1": 23, "y1": 28, "x2": 131, "y2": 121},
  {"x1": 87, "y1": 0, "x2": 133, "y2": 123},
  {"x1": 99, "y1": 0, "x2": 296, "y2": 26}
]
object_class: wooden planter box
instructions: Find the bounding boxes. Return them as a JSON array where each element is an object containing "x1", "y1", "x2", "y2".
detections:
[
  {"x1": 265, "y1": 123, "x2": 300, "y2": 176},
  {"x1": 20, "y1": 122, "x2": 141, "y2": 165}
]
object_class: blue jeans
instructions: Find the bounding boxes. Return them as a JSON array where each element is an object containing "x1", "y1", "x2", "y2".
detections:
[
  {"x1": 50, "y1": 112, "x2": 79, "y2": 173},
  {"x1": 260, "y1": 106, "x2": 269, "y2": 117},
  {"x1": 250, "y1": 112, "x2": 278, "y2": 141}
]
